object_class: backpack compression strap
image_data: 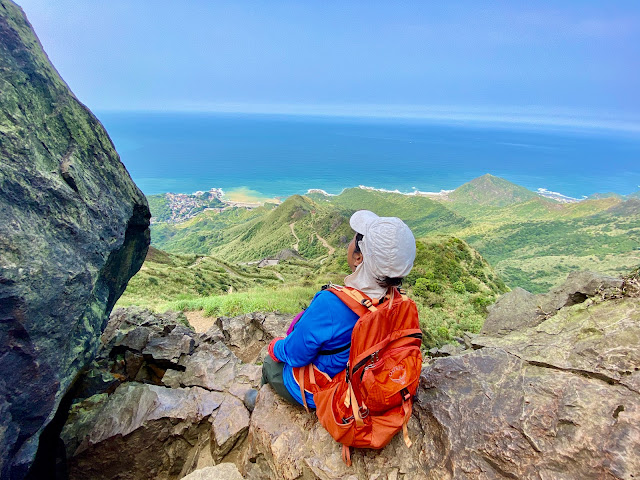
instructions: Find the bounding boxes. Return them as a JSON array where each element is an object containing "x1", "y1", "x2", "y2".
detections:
[{"x1": 324, "y1": 285, "x2": 378, "y2": 316}]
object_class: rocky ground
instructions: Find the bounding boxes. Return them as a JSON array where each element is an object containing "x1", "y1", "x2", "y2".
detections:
[{"x1": 59, "y1": 271, "x2": 640, "y2": 480}]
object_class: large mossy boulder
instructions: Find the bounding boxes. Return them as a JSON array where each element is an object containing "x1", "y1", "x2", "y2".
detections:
[{"x1": 0, "y1": 1, "x2": 150, "y2": 477}]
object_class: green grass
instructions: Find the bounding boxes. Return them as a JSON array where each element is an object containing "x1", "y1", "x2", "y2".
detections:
[{"x1": 159, "y1": 284, "x2": 318, "y2": 317}]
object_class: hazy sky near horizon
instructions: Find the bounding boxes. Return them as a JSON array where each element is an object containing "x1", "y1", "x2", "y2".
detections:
[{"x1": 15, "y1": 1, "x2": 640, "y2": 124}]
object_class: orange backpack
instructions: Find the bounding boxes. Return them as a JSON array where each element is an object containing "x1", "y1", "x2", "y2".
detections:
[{"x1": 292, "y1": 284, "x2": 423, "y2": 465}]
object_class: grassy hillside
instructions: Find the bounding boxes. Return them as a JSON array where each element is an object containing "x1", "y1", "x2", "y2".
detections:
[
  {"x1": 117, "y1": 246, "x2": 317, "y2": 310},
  {"x1": 147, "y1": 175, "x2": 640, "y2": 294},
  {"x1": 121, "y1": 237, "x2": 506, "y2": 348},
  {"x1": 151, "y1": 195, "x2": 353, "y2": 261},
  {"x1": 447, "y1": 173, "x2": 537, "y2": 206},
  {"x1": 406, "y1": 236, "x2": 508, "y2": 346}
]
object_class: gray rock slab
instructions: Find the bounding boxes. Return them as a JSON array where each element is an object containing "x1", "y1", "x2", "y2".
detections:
[
  {"x1": 181, "y1": 342, "x2": 239, "y2": 391},
  {"x1": 182, "y1": 464, "x2": 244, "y2": 480},
  {"x1": 481, "y1": 287, "x2": 542, "y2": 336},
  {"x1": 211, "y1": 394, "x2": 251, "y2": 462}
]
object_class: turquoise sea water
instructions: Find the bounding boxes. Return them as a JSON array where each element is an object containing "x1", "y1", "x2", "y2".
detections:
[{"x1": 98, "y1": 112, "x2": 640, "y2": 199}]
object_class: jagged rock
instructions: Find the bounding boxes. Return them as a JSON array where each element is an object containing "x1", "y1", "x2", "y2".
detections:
[
  {"x1": 181, "y1": 342, "x2": 239, "y2": 392},
  {"x1": 0, "y1": 2, "x2": 150, "y2": 476},
  {"x1": 201, "y1": 324, "x2": 225, "y2": 344},
  {"x1": 481, "y1": 287, "x2": 542, "y2": 336},
  {"x1": 117, "y1": 326, "x2": 152, "y2": 352},
  {"x1": 243, "y1": 386, "x2": 425, "y2": 479},
  {"x1": 62, "y1": 383, "x2": 224, "y2": 480},
  {"x1": 538, "y1": 271, "x2": 624, "y2": 313},
  {"x1": 259, "y1": 312, "x2": 294, "y2": 339},
  {"x1": 462, "y1": 331, "x2": 478, "y2": 349},
  {"x1": 428, "y1": 343, "x2": 461, "y2": 357},
  {"x1": 182, "y1": 463, "x2": 243, "y2": 480},
  {"x1": 473, "y1": 297, "x2": 640, "y2": 393},
  {"x1": 416, "y1": 346, "x2": 640, "y2": 478},
  {"x1": 482, "y1": 271, "x2": 625, "y2": 337},
  {"x1": 162, "y1": 369, "x2": 184, "y2": 389},
  {"x1": 216, "y1": 312, "x2": 294, "y2": 363},
  {"x1": 217, "y1": 314, "x2": 264, "y2": 348},
  {"x1": 105, "y1": 307, "x2": 190, "y2": 346},
  {"x1": 211, "y1": 394, "x2": 251, "y2": 462},
  {"x1": 245, "y1": 295, "x2": 640, "y2": 479},
  {"x1": 142, "y1": 329, "x2": 196, "y2": 365}
]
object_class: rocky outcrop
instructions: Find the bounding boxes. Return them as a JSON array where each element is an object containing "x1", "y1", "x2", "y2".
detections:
[
  {"x1": 244, "y1": 272, "x2": 640, "y2": 479},
  {"x1": 481, "y1": 271, "x2": 624, "y2": 336},
  {"x1": 61, "y1": 274, "x2": 640, "y2": 479},
  {"x1": 243, "y1": 386, "x2": 426, "y2": 479},
  {"x1": 61, "y1": 308, "x2": 293, "y2": 480},
  {"x1": 0, "y1": 1, "x2": 150, "y2": 477}
]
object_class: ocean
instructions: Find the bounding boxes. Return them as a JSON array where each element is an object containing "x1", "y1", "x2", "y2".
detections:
[{"x1": 97, "y1": 112, "x2": 640, "y2": 199}]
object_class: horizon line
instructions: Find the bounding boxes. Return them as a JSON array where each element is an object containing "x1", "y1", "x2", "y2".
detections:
[{"x1": 94, "y1": 103, "x2": 640, "y2": 134}]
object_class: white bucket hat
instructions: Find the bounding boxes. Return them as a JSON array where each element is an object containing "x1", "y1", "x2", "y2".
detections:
[{"x1": 349, "y1": 210, "x2": 416, "y2": 281}]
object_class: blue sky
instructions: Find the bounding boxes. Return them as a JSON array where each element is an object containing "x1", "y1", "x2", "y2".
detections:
[{"x1": 16, "y1": 1, "x2": 640, "y2": 127}]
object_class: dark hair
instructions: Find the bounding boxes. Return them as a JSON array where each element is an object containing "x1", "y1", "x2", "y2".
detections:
[
  {"x1": 353, "y1": 233, "x2": 364, "y2": 254},
  {"x1": 377, "y1": 276, "x2": 403, "y2": 288}
]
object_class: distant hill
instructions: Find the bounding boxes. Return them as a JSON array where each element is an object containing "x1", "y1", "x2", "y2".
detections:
[
  {"x1": 448, "y1": 174, "x2": 537, "y2": 207},
  {"x1": 151, "y1": 195, "x2": 353, "y2": 262},
  {"x1": 147, "y1": 174, "x2": 640, "y2": 293},
  {"x1": 587, "y1": 192, "x2": 626, "y2": 200},
  {"x1": 308, "y1": 187, "x2": 470, "y2": 236}
]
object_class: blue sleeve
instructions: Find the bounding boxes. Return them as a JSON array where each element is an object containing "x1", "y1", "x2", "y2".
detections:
[{"x1": 273, "y1": 291, "x2": 335, "y2": 367}]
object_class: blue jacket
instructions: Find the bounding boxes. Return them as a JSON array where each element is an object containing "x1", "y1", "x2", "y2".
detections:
[{"x1": 272, "y1": 290, "x2": 359, "y2": 408}]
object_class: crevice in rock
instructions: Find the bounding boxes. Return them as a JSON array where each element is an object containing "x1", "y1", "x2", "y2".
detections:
[
  {"x1": 565, "y1": 291, "x2": 588, "y2": 307},
  {"x1": 482, "y1": 456, "x2": 520, "y2": 480},
  {"x1": 25, "y1": 369, "x2": 86, "y2": 480},
  {"x1": 525, "y1": 359, "x2": 640, "y2": 395}
]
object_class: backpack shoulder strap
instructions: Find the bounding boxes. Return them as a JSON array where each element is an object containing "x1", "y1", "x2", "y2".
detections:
[{"x1": 325, "y1": 285, "x2": 377, "y2": 316}]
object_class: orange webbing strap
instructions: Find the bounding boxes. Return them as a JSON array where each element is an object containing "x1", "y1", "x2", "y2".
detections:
[
  {"x1": 329, "y1": 286, "x2": 376, "y2": 315},
  {"x1": 402, "y1": 397, "x2": 412, "y2": 448},
  {"x1": 308, "y1": 364, "x2": 316, "y2": 385},
  {"x1": 342, "y1": 445, "x2": 352, "y2": 466},
  {"x1": 297, "y1": 365, "x2": 309, "y2": 413},
  {"x1": 348, "y1": 382, "x2": 364, "y2": 427},
  {"x1": 342, "y1": 287, "x2": 378, "y2": 312}
]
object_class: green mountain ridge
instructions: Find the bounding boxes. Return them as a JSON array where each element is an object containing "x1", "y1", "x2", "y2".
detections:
[{"x1": 147, "y1": 175, "x2": 640, "y2": 294}]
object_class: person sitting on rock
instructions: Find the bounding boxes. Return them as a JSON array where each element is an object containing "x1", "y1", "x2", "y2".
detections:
[{"x1": 244, "y1": 210, "x2": 416, "y2": 411}]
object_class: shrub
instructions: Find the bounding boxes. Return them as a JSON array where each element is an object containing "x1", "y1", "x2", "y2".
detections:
[{"x1": 463, "y1": 278, "x2": 479, "y2": 293}]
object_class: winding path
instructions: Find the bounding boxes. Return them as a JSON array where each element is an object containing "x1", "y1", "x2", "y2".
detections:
[
  {"x1": 289, "y1": 223, "x2": 300, "y2": 252},
  {"x1": 315, "y1": 233, "x2": 336, "y2": 255}
]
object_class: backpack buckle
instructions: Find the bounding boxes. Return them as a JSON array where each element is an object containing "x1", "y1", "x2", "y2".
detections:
[
  {"x1": 401, "y1": 387, "x2": 411, "y2": 401},
  {"x1": 361, "y1": 299, "x2": 373, "y2": 308}
]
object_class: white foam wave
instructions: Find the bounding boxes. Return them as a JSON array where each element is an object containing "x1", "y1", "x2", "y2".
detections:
[
  {"x1": 536, "y1": 188, "x2": 580, "y2": 203},
  {"x1": 306, "y1": 189, "x2": 337, "y2": 196},
  {"x1": 358, "y1": 185, "x2": 452, "y2": 197}
]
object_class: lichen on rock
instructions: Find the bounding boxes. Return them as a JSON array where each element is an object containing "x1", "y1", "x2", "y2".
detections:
[{"x1": 0, "y1": 1, "x2": 150, "y2": 477}]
